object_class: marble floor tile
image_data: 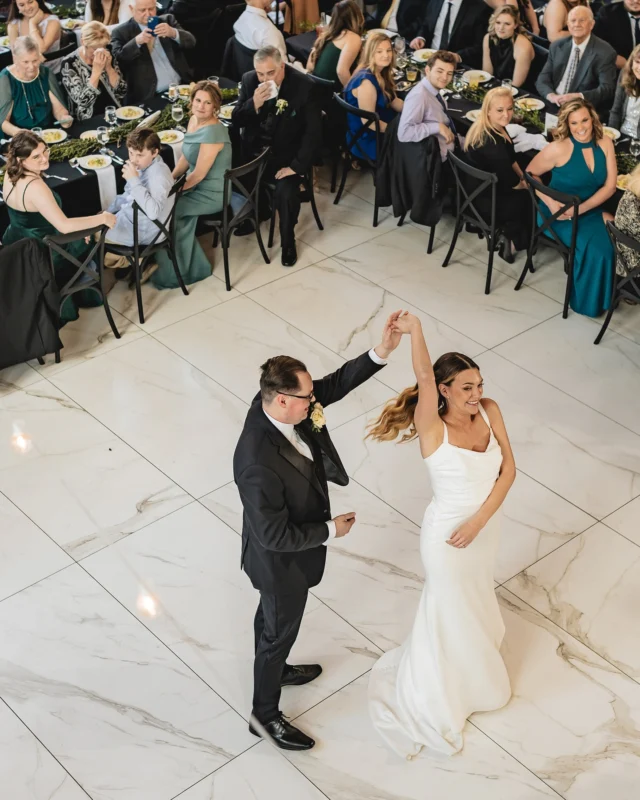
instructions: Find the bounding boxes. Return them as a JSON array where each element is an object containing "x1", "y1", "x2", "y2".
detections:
[
  {"x1": 284, "y1": 675, "x2": 559, "y2": 800},
  {"x1": 332, "y1": 224, "x2": 562, "y2": 348},
  {"x1": 603, "y1": 497, "x2": 640, "y2": 547},
  {"x1": 107, "y1": 273, "x2": 240, "y2": 334},
  {"x1": 0, "y1": 494, "x2": 72, "y2": 601},
  {"x1": 504, "y1": 524, "x2": 640, "y2": 680},
  {"x1": 474, "y1": 589, "x2": 640, "y2": 800},
  {"x1": 199, "y1": 482, "x2": 243, "y2": 534},
  {"x1": 0, "y1": 362, "x2": 40, "y2": 398},
  {"x1": 0, "y1": 700, "x2": 90, "y2": 800},
  {"x1": 495, "y1": 314, "x2": 640, "y2": 437},
  {"x1": 84, "y1": 503, "x2": 381, "y2": 723},
  {"x1": 154, "y1": 294, "x2": 393, "y2": 428},
  {"x1": 249, "y1": 259, "x2": 484, "y2": 393},
  {"x1": 49, "y1": 337, "x2": 249, "y2": 498},
  {"x1": 175, "y1": 742, "x2": 326, "y2": 800},
  {"x1": 0, "y1": 565, "x2": 255, "y2": 800},
  {"x1": 0, "y1": 381, "x2": 190, "y2": 559},
  {"x1": 30, "y1": 306, "x2": 146, "y2": 379}
]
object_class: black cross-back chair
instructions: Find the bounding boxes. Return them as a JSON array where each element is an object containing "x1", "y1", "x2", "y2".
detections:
[
  {"x1": 515, "y1": 171, "x2": 580, "y2": 319},
  {"x1": 267, "y1": 169, "x2": 323, "y2": 248},
  {"x1": 104, "y1": 174, "x2": 188, "y2": 325},
  {"x1": 595, "y1": 222, "x2": 640, "y2": 344},
  {"x1": 43, "y1": 224, "x2": 118, "y2": 364},
  {"x1": 332, "y1": 92, "x2": 382, "y2": 226},
  {"x1": 442, "y1": 151, "x2": 504, "y2": 294},
  {"x1": 204, "y1": 147, "x2": 271, "y2": 291}
]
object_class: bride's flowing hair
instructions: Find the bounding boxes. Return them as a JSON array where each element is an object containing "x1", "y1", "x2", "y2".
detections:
[{"x1": 366, "y1": 353, "x2": 480, "y2": 443}]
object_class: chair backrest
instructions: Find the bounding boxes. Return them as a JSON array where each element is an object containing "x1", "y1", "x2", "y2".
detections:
[
  {"x1": 44, "y1": 41, "x2": 78, "y2": 63},
  {"x1": 606, "y1": 220, "x2": 640, "y2": 292},
  {"x1": 131, "y1": 173, "x2": 187, "y2": 260},
  {"x1": 44, "y1": 224, "x2": 108, "y2": 304},
  {"x1": 221, "y1": 146, "x2": 271, "y2": 229},
  {"x1": 523, "y1": 170, "x2": 579, "y2": 255},
  {"x1": 447, "y1": 150, "x2": 498, "y2": 236},
  {"x1": 221, "y1": 36, "x2": 256, "y2": 83},
  {"x1": 530, "y1": 33, "x2": 551, "y2": 49},
  {"x1": 333, "y1": 91, "x2": 381, "y2": 166}
]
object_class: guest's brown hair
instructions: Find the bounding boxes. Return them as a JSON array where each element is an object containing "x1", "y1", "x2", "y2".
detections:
[
  {"x1": 553, "y1": 97, "x2": 603, "y2": 142},
  {"x1": 190, "y1": 80, "x2": 222, "y2": 115},
  {"x1": 425, "y1": 50, "x2": 458, "y2": 71},
  {"x1": 6, "y1": 130, "x2": 44, "y2": 182},
  {"x1": 260, "y1": 356, "x2": 309, "y2": 403},
  {"x1": 621, "y1": 44, "x2": 640, "y2": 99},
  {"x1": 126, "y1": 128, "x2": 161, "y2": 153},
  {"x1": 308, "y1": 0, "x2": 364, "y2": 71}
]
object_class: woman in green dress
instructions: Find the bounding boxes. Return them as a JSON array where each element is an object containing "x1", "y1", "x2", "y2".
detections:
[
  {"x1": 2, "y1": 131, "x2": 116, "y2": 323},
  {"x1": 527, "y1": 98, "x2": 617, "y2": 318},
  {"x1": 306, "y1": 0, "x2": 363, "y2": 88},
  {"x1": 0, "y1": 35, "x2": 72, "y2": 135},
  {"x1": 152, "y1": 80, "x2": 232, "y2": 290}
]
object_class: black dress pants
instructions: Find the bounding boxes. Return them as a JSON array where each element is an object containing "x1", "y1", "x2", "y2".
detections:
[
  {"x1": 271, "y1": 174, "x2": 302, "y2": 250},
  {"x1": 252, "y1": 590, "x2": 308, "y2": 723}
]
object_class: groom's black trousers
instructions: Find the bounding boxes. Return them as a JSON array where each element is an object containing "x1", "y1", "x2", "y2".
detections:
[{"x1": 253, "y1": 589, "x2": 308, "y2": 723}]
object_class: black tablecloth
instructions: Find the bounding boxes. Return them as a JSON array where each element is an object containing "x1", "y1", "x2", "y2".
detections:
[{"x1": 286, "y1": 31, "x2": 317, "y2": 64}]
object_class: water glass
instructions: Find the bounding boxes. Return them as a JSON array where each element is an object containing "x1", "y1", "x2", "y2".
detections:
[
  {"x1": 97, "y1": 126, "x2": 109, "y2": 146},
  {"x1": 171, "y1": 104, "x2": 185, "y2": 132},
  {"x1": 394, "y1": 37, "x2": 406, "y2": 57},
  {"x1": 207, "y1": 75, "x2": 220, "y2": 85},
  {"x1": 501, "y1": 78, "x2": 513, "y2": 92},
  {"x1": 32, "y1": 126, "x2": 43, "y2": 138},
  {"x1": 105, "y1": 106, "x2": 116, "y2": 126},
  {"x1": 631, "y1": 139, "x2": 640, "y2": 159},
  {"x1": 452, "y1": 70, "x2": 465, "y2": 99},
  {"x1": 75, "y1": 0, "x2": 86, "y2": 15},
  {"x1": 168, "y1": 83, "x2": 178, "y2": 102}
]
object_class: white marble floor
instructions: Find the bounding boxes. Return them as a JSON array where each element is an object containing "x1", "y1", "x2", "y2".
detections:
[{"x1": 1, "y1": 167, "x2": 639, "y2": 800}]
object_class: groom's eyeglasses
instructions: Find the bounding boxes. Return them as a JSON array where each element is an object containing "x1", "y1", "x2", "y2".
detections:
[{"x1": 279, "y1": 390, "x2": 315, "y2": 401}]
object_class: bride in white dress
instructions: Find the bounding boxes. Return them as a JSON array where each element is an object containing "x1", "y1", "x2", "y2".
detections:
[{"x1": 367, "y1": 312, "x2": 516, "y2": 760}]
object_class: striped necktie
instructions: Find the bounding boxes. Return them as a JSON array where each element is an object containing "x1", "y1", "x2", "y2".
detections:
[{"x1": 560, "y1": 46, "x2": 581, "y2": 95}]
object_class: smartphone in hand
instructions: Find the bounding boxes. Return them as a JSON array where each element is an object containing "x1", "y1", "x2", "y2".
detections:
[{"x1": 147, "y1": 15, "x2": 160, "y2": 36}]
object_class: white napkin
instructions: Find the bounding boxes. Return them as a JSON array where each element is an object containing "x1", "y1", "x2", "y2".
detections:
[
  {"x1": 167, "y1": 141, "x2": 183, "y2": 167},
  {"x1": 506, "y1": 123, "x2": 547, "y2": 153},
  {"x1": 95, "y1": 165, "x2": 118, "y2": 210}
]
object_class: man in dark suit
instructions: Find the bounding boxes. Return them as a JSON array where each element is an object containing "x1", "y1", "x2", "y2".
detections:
[
  {"x1": 112, "y1": 0, "x2": 195, "y2": 106},
  {"x1": 594, "y1": 0, "x2": 640, "y2": 70},
  {"x1": 537, "y1": 5, "x2": 617, "y2": 112},
  {"x1": 367, "y1": 0, "x2": 430, "y2": 48},
  {"x1": 234, "y1": 314, "x2": 402, "y2": 750},
  {"x1": 232, "y1": 45, "x2": 321, "y2": 268},
  {"x1": 411, "y1": 0, "x2": 491, "y2": 68}
]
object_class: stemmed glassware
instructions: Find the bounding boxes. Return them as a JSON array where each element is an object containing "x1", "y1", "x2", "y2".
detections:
[
  {"x1": 452, "y1": 70, "x2": 465, "y2": 100},
  {"x1": 171, "y1": 103, "x2": 185, "y2": 133},
  {"x1": 105, "y1": 106, "x2": 116, "y2": 126},
  {"x1": 75, "y1": 0, "x2": 86, "y2": 16},
  {"x1": 631, "y1": 139, "x2": 640, "y2": 160},
  {"x1": 97, "y1": 126, "x2": 109, "y2": 147}
]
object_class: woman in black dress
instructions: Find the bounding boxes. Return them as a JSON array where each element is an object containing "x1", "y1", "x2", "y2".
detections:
[
  {"x1": 464, "y1": 86, "x2": 532, "y2": 263},
  {"x1": 482, "y1": 5, "x2": 534, "y2": 88}
]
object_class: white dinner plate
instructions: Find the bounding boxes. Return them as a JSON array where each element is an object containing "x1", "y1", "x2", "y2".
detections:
[
  {"x1": 219, "y1": 104, "x2": 235, "y2": 121},
  {"x1": 516, "y1": 97, "x2": 545, "y2": 111},
  {"x1": 40, "y1": 128, "x2": 67, "y2": 144},
  {"x1": 603, "y1": 126, "x2": 621, "y2": 141},
  {"x1": 412, "y1": 48, "x2": 436, "y2": 63},
  {"x1": 465, "y1": 109, "x2": 481, "y2": 123},
  {"x1": 116, "y1": 106, "x2": 145, "y2": 121},
  {"x1": 80, "y1": 130, "x2": 98, "y2": 140},
  {"x1": 158, "y1": 129, "x2": 185, "y2": 144},
  {"x1": 463, "y1": 70, "x2": 492, "y2": 84},
  {"x1": 178, "y1": 84, "x2": 193, "y2": 98},
  {"x1": 78, "y1": 154, "x2": 113, "y2": 170}
]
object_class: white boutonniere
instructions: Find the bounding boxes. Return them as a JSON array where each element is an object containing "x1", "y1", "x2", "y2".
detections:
[
  {"x1": 310, "y1": 402, "x2": 326, "y2": 433},
  {"x1": 276, "y1": 98, "x2": 288, "y2": 115}
]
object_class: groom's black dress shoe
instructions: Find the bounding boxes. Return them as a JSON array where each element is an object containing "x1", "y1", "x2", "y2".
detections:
[
  {"x1": 281, "y1": 242, "x2": 298, "y2": 267},
  {"x1": 281, "y1": 663, "x2": 322, "y2": 687},
  {"x1": 249, "y1": 713, "x2": 316, "y2": 750}
]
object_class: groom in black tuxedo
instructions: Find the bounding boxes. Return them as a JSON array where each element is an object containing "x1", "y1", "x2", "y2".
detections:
[{"x1": 234, "y1": 313, "x2": 402, "y2": 750}]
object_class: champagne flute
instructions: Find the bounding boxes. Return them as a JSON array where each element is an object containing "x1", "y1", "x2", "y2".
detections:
[
  {"x1": 74, "y1": 0, "x2": 86, "y2": 16},
  {"x1": 97, "y1": 126, "x2": 109, "y2": 146},
  {"x1": 105, "y1": 106, "x2": 116, "y2": 126},
  {"x1": 171, "y1": 103, "x2": 185, "y2": 133}
]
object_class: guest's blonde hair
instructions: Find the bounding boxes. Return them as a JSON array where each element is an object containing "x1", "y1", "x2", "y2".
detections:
[
  {"x1": 352, "y1": 31, "x2": 396, "y2": 100},
  {"x1": 488, "y1": 5, "x2": 528, "y2": 43},
  {"x1": 553, "y1": 97, "x2": 603, "y2": 142},
  {"x1": 81, "y1": 21, "x2": 111, "y2": 50},
  {"x1": 464, "y1": 86, "x2": 514, "y2": 150}
]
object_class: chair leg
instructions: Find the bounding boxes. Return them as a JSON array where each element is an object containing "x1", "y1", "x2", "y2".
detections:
[
  {"x1": 594, "y1": 292, "x2": 617, "y2": 344},
  {"x1": 133, "y1": 259, "x2": 145, "y2": 325},
  {"x1": 309, "y1": 184, "x2": 323, "y2": 231},
  {"x1": 37, "y1": 355, "x2": 45, "y2": 365},
  {"x1": 212, "y1": 227, "x2": 219, "y2": 249},
  {"x1": 168, "y1": 246, "x2": 189, "y2": 297},
  {"x1": 333, "y1": 154, "x2": 350, "y2": 206},
  {"x1": 222, "y1": 229, "x2": 231, "y2": 292},
  {"x1": 427, "y1": 225, "x2": 436, "y2": 254},
  {"x1": 562, "y1": 260, "x2": 574, "y2": 319},
  {"x1": 485, "y1": 240, "x2": 495, "y2": 295},
  {"x1": 268, "y1": 205, "x2": 277, "y2": 249},
  {"x1": 442, "y1": 218, "x2": 462, "y2": 268},
  {"x1": 330, "y1": 153, "x2": 339, "y2": 193},
  {"x1": 397, "y1": 213, "x2": 406, "y2": 227},
  {"x1": 101, "y1": 289, "x2": 122, "y2": 340},
  {"x1": 515, "y1": 250, "x2": 533, "y2": 291},
  {"x1": 255, "y1": 211, "x2": 271, "y2": 265}
]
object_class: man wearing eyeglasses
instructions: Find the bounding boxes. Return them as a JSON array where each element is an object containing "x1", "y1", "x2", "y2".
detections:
[{"x1": 234, "y1": 311, "x2": 404, "y2": 752}]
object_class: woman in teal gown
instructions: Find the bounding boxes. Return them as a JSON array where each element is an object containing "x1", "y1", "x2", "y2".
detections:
[
  {"x1": 152, "y1": 81, "x2": 232, "y2": 289},
  {"x1": 527, "y1": 99, "x2": 616, "y2": 318},
  {"x1": 2, "y1": 132, "x2": 116, "y2": 323}
]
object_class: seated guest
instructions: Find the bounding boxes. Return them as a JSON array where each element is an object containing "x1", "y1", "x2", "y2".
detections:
[
  {"x1": 307, "y1": 0, "x2": 363, "y2": 87},
  {"x1": 610, "y1": 45, "x2": 640, "y2": 138},
  {"x1": 483, "y1": 5, "x2": 534, "y2": 88},
  {"x1": 234, "y1": 0, "x2": 287, "y2": 63},
  {"x1": 60, "y1": 22, "x2": 126, "y2": 121},
  {"x1": 85, "y1": 0, "x2": 132, "y2": 27},
  {"x1": 368, "y1": 0, "x2": 430, "y2": 50},
  {"x1": 232, "y1": 46, "x2": 322, "y2": 267},
  {"x1": 464, "y1": 86, "x2": 531, "y2": 261},
  {"x1": 105, "y1": 128, "x2": 174, "y2": 248},
  {"x1": 344, "y1": 32, "x2": 403, "y2": 162},
  {"x1": 8, "y1": 0, "x2": 61, "y2": 60},
  {"x1": 0, "y1": 36, "x2": 71, "y2": 135},
  {"x1": 594, "y1": 0, "x2": 640, "y2": 71},
  {"x1": 411, "y1": 0, "x2": 492, "y2": 68},
  {"x1": 527, "y1": 98, "x2": 616, "y2": 318},
  {"x1": 484, "y1": 0, "x2": 539, "y2": 36},
  {"x1": 614, "y1": 163, "x2": 640, "y2": 302},
  {"x1": 543, "y1": 0, "x2": 589, "y2": 42},
  {"x1": 152, "y1": 80, "x2": 231, "y2": 289},
  {"x1": 397, "y1": 49, "x2": 456, "y2": 161},
  {"x1": 2, "y1": 131, "x2": 116, "y2": 323},
  {"x1": 536, "y1": 6, "x2": 616, "y2": 113},
  {"x1": 111, "y1": 0, "x2": 195, "y2": 107}
]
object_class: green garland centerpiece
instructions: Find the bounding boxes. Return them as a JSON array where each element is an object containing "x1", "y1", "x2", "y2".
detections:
[
  {"x1": 455, "y1": 82, "x2": 545, "y2": 133},
  {"x1": 616, "y1": 151, "x2": 638, "y2": 176}
]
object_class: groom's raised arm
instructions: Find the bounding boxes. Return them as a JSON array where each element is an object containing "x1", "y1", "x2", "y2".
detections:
[{"x1": 237, "y1": 465, "x2": 330, "y2": 552}]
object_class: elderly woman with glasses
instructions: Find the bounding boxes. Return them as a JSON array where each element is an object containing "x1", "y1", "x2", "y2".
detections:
[
  {"x1": 60, "y1": 21, "x2": 126, "y2": 120},
  {"x1": 0, "y1": 35, "x2": 71, "y2": 135}
]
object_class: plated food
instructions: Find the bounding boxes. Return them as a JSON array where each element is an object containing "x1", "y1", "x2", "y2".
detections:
[
  {"x1": 516, "y1": 97, "x2": 545, "y2": 111},
  {"x1": 159, "y1": 129, "x2": 184, "y2": 144},
  {"x1": 80, "y1": 130, "x2": 98, "y2": 140},
  {"x1": 0, "y1": 36, "x2": 10, "y2": 47},
  {"x1": 178, "y1": 84, "x2": 193, "y2": 97},
  {"x1": 219, "y1": 104, "x2": 235, "y2": 120},
  {"x1": 412, "y1": 49, "x2": 436, "y2": 63},
  {"x1": 603, "y1": 126, "x2": 621, "y2": 141},
  {"x1": 41, "y1": 129, "x2": 67, "y2": 144},
  {"x1": 395, "y1": 80, "x2": 412, "y2": 93},
  {"x1": 78, "y1": 154, "x2": 112, "y2": 170},
  {"x1": 617, "y1": 173, "x2": 631, "y2": 190},
  {"x1": 465, "y1": 109, "x2": 481, "y2": 123},
  {"x1": 463, "y1": 70, "x2": 491, "y2": 85},
  {"x1": 116, "y1": 106, "x2": 144, "y2": 120}
]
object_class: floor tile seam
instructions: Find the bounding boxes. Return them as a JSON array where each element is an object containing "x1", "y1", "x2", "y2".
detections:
[
  {"x1": 0, "y1": 697, "x2": 94, "y2": 799},
  {"x1": 598, "y1": 519, "x2": 640, "y2": 551}
]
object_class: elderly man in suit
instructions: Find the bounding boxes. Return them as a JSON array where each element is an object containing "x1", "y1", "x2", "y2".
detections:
[
  {"x1": 594, "y1": 0, "x2": 640, "y2": 70},
  {"x1": 232, "y1": 45, "x2": 321, "y2": 267},
  {"x1": 536, "y1": 5, "x2": 616, "y2": 112},
  {"x1": 234, "y1": 314, "x2": 402, "y2": 750},
  {"x1": 112, "y1": 0, "x2": 195, "y2": 106},
  {"x1": 410, "y1": 0, "x2": 491, "y2": 68}
]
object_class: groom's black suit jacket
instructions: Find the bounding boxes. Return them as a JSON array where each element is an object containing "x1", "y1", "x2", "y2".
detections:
[{"x1": 234, "y1": 352, "x2": 385, "y2": 596}]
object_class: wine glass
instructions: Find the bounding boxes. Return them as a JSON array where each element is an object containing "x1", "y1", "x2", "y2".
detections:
[
  {"x1": 394, "y1": 37, "x2": 406, "y2": 57},
  {"x1": 452, "y1": 70, "x2": 465, "y2": 100},
  {"x1": 501, "y1": 78, "x2": 512, "y2": 92},
  {"x1": 171, "y1": 104, "x2": 185, "y2": 133},
  {"x1": 97, "y1": 126, "x2": 109, "y2": 146},
  {"x1": 32, "y1": 126, "x2": 43, "y2": 138},
  {"x1": 207, "y1": 75, "x2": 220, "y2": 85},
  {"x1": 75, "y1": 0, "x2": 86, "y2": 16},
  {"x1": 168, "y1": 83, "x2": 178, "y2": 102},
  {"x1": 631, "y1": 139, "x2": 640, "y2": 160},
  {"x1": 105, "y1": 106, "x2": 116, "y2": 126}
]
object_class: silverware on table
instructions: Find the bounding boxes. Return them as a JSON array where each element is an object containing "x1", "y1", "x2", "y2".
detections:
[
  {"x1": 43, "y1": 172, "x2": 69, "y2": 181},
  {"x1": 100, "y1": 147, "x2": 124, "y2": 165},
  {"x1": 616, "y1": 137, "x2": 630, "y2": 147},
  {"x1": 69, "y1": 157, "x2": 87, "y2": 175}
]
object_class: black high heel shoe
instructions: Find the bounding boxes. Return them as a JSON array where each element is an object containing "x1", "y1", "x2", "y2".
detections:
[{"x1": 498, "y1": 235, "x2": 515, "y2": 264}]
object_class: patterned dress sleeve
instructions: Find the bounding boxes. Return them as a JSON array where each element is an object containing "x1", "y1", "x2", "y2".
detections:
[
  {"x1": 614, "y1": 190, "x2": 640, "y2": 277},
  {"x1": 60, "y1": 56, "x2": 100, "y2": 120}
]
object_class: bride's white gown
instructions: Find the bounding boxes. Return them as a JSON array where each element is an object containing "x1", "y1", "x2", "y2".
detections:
[{"x1": 369, "y1": 403, "x2": 511, "y2": 759}]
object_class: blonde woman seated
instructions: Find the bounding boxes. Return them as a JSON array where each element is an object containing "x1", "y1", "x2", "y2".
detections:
[
  {"x1": 60, "y1": 22, "x2": 126, "y2": 120},
  {"x1": 464, "y1": 86, "x2": 531, "y2": 263},
  {"x1": 543, "y1": 0, "x2": 589, "y2": 42},
  {"x1": 8, "y1": 0, "x2": 61, "y2": 60},
  {"x1": 610, "y1": 45, "x2": 640, "y2": 140},
  {"x1": 483, "y1": 5, "x2": 534, "y2": 89},
  {"x1": 344, "y1": 31, "x2": 403, "y2": 162},
  {"x1": 307, "y1": 0, "x2": 363, "y2": 88},
  {"x1": 484, "y1": 0, "x2": 539, "y2": 36},
  {"x1": 614, "y1": 164, "x2": 640, "y2": 303},
  {"x1": 527, "y1": 98, "x2": 616, "y2": 317}
]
